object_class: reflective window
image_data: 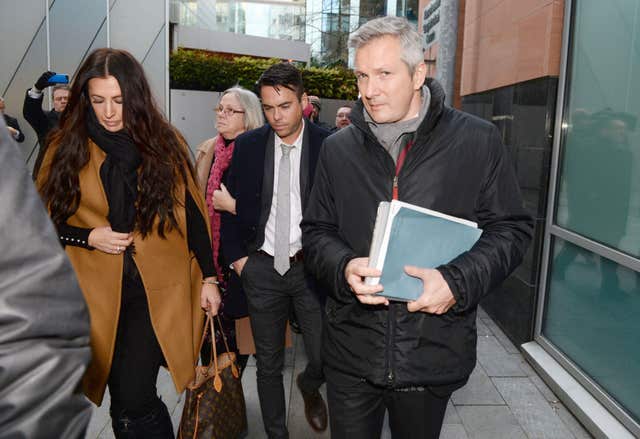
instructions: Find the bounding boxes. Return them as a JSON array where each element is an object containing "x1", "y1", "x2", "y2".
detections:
[
  {"x1": 555, "y1": 1, "x2": 640, "y2": 256},
  {"x1": 545, "y1": 1, "x2": 640, "y2": 426},
  {"x1": 544, "y1": 238, "x2": 640, "y2": 423}
]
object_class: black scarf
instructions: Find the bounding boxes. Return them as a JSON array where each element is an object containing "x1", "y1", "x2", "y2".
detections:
[{"x1": 86, "y1": 107, "x2": 142, "y2": 234}]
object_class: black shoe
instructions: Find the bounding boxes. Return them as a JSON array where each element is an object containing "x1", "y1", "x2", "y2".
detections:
[{"x1": 296, "y1": 373, "x2": 328, "y2": 433}]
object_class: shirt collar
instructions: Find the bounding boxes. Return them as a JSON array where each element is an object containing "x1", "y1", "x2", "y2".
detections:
[{"x1": 274, "y1": 118, "x2": 305, "y2": 149}]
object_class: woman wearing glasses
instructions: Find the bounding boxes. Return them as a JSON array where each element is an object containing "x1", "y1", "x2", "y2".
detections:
[
  {"x1": 195, "y1": 86, "x2": 264, "y2": 368},
  {"x1": 37, "y1": 48, "x2": 220, "y2": 437}
]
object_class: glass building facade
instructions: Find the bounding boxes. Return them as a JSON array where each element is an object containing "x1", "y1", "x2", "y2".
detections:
[
  {"x1": 536, "y1": 0, "x2": 640, "y2": 434},
  {"x1": 172, "y1": 0, "x2": 416, "y2": 64}
]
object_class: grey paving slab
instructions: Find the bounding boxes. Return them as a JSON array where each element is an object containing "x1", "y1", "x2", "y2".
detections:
[
  {"x1": 529, "y1": 372, "x2": 559, "y2": 403},
  {"x1": 476, "y1": 335, "x2": 528, "y2": 377},
  {"x1": 551, "y1": 401, "x2": 593, "y2": 439},
  {"x1": 97, "y1": 428, "x2": 115, "y2": 439},
  {"x1": 156, "y1": 368, "x2": 181, "y2": 413},
  {"x1": 456, "y1": 405, "x2": 527, "y2": 439},
  {"x1": 482, "y1": 318, "x2": 520, "y2": 354},
  {"x1": 516, "y1": 353, "x2": 538, "y2": 377},
  {"x1": 440, "y1": 423, "x2": 470, "y2": 439},
  {"x1": 476, "y1": 317, "x2": 491, "y2": 336},
  {"x1": 287, "y1": 360, "x2": 330, "y2": 439},
  {"x1": 381, "y1": 411, "x2": 392, "y2": 439},
  {"x1": 242, "y1": 364, "x2": 294, "y2": 438},
  {"x1": 493, "y1": 377, "x2": 574, "y2": 439},
  {"x1": 171, "y1": 394, "x2": 185, "y2": 432},
  {"x1": 477, "y1": 306, "x2": 489, "y2": 320},
  {"x1": 86, "y1": 400, "x2": 109, "y2": 439},
  {"x1": 444, "y1": 400, "x2": 462, "y2": 424},
  {"x1": 451, "y1": 364, "x2": 505, "y2": 406},
  {"x1": 87, "y1": 310, "x2": 591, "y2": 439}
]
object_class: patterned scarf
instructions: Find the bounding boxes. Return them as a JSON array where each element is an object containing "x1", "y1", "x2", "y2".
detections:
[{"x1": 205, "y1": 135, "x2": 235, "y2": 283}]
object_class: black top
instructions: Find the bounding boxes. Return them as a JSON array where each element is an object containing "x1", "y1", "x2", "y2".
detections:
[
  {"x1": 23, "y1": 90, "x2": 61, "y2": 179},
  {"x1": 57, "y1": 190, "x2": 215, "y2": 278},
  {"x1": 3, "y1": 114, "x2": 25, "y2": 143}
]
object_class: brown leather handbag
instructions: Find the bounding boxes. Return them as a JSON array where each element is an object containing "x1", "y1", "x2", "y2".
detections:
[{"x1": 178, "y1": 314, "x2": 248, "y2": 439}]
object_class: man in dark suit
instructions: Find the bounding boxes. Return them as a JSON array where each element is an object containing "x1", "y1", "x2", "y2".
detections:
[
  {"x1": 23, "y1": 71, "x2": 69, "y2": 179},
  {"x1": 0, "y1": 97, "x2": 25, "y2": 143},
  {"x1": 221, "y1": 63, "x2": 330, "y2": 439}
]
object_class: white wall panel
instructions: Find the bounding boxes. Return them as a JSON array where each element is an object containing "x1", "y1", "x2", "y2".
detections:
[
  {"x1": 109, "y1": 0, "x2": 167, "y2": 114},
  {"x1": 0, "y1": 0, "x2": 45, "y2": 94}
]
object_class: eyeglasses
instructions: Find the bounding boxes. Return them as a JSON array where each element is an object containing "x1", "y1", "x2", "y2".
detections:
[{"x1": 215, "y1": 106, "x2": 245, "y2": 117}]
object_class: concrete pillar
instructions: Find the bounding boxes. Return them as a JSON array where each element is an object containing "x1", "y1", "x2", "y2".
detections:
[{"x1": 435, "y1": 0, "x2": 459, "y2": 106}]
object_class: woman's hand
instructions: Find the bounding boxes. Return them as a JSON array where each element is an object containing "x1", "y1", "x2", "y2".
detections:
[
  {"x1": 200, "y1": 280, "x2": 222, "y2": 315},
  {"x1": 88, "y1": 226, "x2": 133, "y2": 254},
  {"x1": 212, "y1": 183, "x2": 236, "y2": 214}
]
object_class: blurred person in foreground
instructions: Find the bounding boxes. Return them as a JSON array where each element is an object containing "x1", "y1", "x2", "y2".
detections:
[
  {"x1": 0, "y1": 116, "x2": 91, "y2": 438},
  {"x1": 37, "y1": 48, "x2": 220, "y2": 438},
  {"x1": 23, "y1": 71, "x2": 70, "y2": 178},
  {"x1": 302, "y1": 16, "x2": 533, "y2": 438},
  {"x1": 195, "y1": 86, "x2": 265, "y2": 370}
]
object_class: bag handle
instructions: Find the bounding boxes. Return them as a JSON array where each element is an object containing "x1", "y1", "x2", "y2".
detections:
[{"x1": 195, "y1": 313, "x2": 240, "y2": 388}]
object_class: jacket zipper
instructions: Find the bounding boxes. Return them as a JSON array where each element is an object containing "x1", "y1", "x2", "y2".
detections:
[
  {"x1": 385, "y1": 142, "x2": 414, "y2": 386},
  {"x1": 392, "y1": 176, "x2": 398, "y2": 199},
  {"x1": 386, "y1": 303, "x2": 395, "y2": 386}
]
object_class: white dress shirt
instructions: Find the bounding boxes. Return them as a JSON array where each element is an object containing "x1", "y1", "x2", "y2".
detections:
[{"x1": 261, "y1": 120, "x2": 305, "y2": 257}]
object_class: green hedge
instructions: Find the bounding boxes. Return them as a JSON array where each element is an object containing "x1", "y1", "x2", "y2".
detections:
[{"x1": 169, "y1": 49, "x2": 358, "y2": 100}]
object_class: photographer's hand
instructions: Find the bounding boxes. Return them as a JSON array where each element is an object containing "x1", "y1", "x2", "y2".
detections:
[{"x1": 34, "y1": 71, "x2": 56, "y2": 92}]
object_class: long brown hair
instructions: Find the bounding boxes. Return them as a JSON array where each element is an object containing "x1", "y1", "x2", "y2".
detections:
[{"x1": 40, "y1": 48, "x2": 194, "y2": 237}]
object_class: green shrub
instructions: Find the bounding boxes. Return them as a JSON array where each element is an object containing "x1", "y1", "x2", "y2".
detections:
[{"x1": 169, "y1": 49, "x2": 358, "y2": 100}]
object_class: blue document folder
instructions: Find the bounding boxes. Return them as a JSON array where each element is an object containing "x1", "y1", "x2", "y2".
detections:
[{"x1": 366, "y1": 200, "x2": 483, "y2": 302}]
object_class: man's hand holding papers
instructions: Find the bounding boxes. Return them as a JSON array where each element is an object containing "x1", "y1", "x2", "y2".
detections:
[
  {"x1": 405, "y1": 266, "x2": 456, "y2": 314},
  {"x1": 345, "y1": 257, "x2": 388, "y2": 306}
]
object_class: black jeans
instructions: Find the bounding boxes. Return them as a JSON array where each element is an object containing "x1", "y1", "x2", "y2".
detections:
[
  {"x1": 107, "y1": 271, "x2": 172, "y2": 438},
  {"x1": 325, "y1": 367, "x2": 450, "y2": 439},
  {"x1": 242, "y1": 251, "x2": 325, "y2": 439}
]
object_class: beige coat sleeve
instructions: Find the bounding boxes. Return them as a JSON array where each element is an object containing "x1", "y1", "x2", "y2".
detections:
[{"x1": 194, "y1": 136, "x2": 217, "y2": 194}]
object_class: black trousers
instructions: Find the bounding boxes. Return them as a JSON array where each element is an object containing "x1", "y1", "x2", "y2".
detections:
[
  {"x1": 325, "y1": 367, "x2": 450, "y2": 439},
  {"x1": 107, "y1": 272, "x2": 166, "y2": 421},
  {"x1": 242, "y1": 251, "x2": 325, "y2": 439}
]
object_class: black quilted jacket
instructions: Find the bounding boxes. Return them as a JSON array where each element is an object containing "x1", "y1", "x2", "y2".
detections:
[{"x1": 302, "y1": 79, "x2": 533, "y2": 391}]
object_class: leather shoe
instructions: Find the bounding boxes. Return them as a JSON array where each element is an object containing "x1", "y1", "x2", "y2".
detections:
[{"x1": 296, "y1": 373, "x2": 328, "y2": 432}]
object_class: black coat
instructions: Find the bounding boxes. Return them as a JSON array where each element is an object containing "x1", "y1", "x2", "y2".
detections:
[
  {"x1": 3, "y1": 114, "x2": 25, "y2": 143},
  {"x1": 302, "y1": 79, "x2": 533, "y2": 391},
  {"x1": 221, "y1": 121, "x2": 330, "y2": 313},
  {"x1": 23, "y1": 90, "x2": 60, "y2": 178}
]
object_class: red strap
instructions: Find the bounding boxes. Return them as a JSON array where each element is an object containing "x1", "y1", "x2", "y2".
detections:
[{"x1": 393, "y1": 140, "x2": 414, "y2": 200}]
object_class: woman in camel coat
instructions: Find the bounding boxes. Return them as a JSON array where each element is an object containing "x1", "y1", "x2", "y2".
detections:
[{"x1": 37, "y1": 48, "x2": 220, "y2": 438}]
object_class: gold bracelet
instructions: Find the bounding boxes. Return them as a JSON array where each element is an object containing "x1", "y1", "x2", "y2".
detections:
[{"x1": 202, "y1": 279, "x2": 219, "y2": 285}]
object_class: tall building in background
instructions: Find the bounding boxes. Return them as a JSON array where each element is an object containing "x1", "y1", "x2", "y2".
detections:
[{"x1": 171, "y1": 0, "x2": 417, "y2": 65}]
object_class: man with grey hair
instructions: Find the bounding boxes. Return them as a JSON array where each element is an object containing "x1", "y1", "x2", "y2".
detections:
[{"x1": 302, "y1": 16, "x2": 532, "y2": 438}]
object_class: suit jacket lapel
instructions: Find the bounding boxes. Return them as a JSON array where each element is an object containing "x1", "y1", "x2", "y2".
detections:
[
  {"x1": 259, "y1": 130, "x2": 275, "y2": 230},
  {"x1": 300, "y1": 123, "x2": 311, "y2": 209}
]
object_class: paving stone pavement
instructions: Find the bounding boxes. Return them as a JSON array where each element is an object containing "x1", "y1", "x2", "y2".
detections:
[{"x1": 87, "y1": 307, "x2": 593, "y2": 438}]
